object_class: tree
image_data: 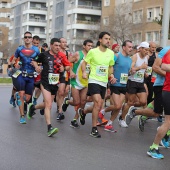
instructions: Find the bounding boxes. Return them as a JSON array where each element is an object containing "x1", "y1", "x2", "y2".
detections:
[{"x1": 102, "y1": 2, "x2": 133, "y2": 44}]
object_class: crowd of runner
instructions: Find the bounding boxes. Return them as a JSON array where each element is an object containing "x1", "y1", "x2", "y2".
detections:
[{"x1": 7, "y1": 31, "x2": 170, "y2": 160}]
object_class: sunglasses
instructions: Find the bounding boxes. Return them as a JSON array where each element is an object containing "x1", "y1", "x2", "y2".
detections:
[{"x1": 24, "y1": 36, "x2": 32, "y2": 39}]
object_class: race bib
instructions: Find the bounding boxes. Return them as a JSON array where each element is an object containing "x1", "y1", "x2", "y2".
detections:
[
  {"x1": 145, "y1": 66, "x2": 152, "y2": 75},
  {"x1": 120, "y1": 73, "x2": 128, "y2": 84},
  {"x1": 151, "y1": 71, "x2": 157, "y2": 78},
  {"x1": 12, "y1": 70, "x2": 22, "y2": 78},
  {"x1": 96, "y1": 66, "x2": 107, "y2": 76},
  {"x1": 48, "y1": 73, "x2": 60, "y2": 85},
  {"x1": 86, "y1": 64, "x2": 90, "y2": 74},
  {"x1": 134, "y1": 71, "x2": 144, "y2": 81}
]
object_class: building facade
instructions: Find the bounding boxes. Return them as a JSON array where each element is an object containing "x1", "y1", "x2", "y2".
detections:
[
  {"x1": 67, "y1": 0, "x2": 101, "y2": 52},
  {"x1": 9, "y1": 0, "x2": 47, "y2": 45},
  {"x1": 0, "y1": 0, "x2": 11, "y2": 55},
  {"x1": 132, "y1": 0, "x2": 163, "y2": 45}
]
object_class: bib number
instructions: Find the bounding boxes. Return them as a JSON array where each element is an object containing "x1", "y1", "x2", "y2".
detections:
[
  {"x1": 86, "y1": 64, "x2": 90, "y2": 74},
  {"x1": 120, "y1": 73, "x2": 128, "y2": 84},
  {"x1": 48, "y1": 73, "x2": 60, "y2": 85},
  {"x1": 151, "y1": 71, "x2": 157, "y2": 78},
  {"x1": 96, "y1": 66, "x2": 107, "y2": 76},
  {"x1": 134, "y1": 71, "x2": 144, "y2": 81},
  {"x1": 145, "y1": 66, "x2": 152, "y2": 75},
  {"x1": 12, "y1": 70, "x2": 21, "y2": 78}
]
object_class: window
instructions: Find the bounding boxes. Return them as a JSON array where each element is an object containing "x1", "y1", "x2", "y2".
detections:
[
  {"x1": 103, "y1": 17, "x2": 109, "y2": 26},
  {"x1": 104, "y1": 0, "x2": 110, "y2": 6},
  {"x1": 153, "y1": 31, "x2": 159, "y2": 42},
  {"x1": 133, "y1": 10, "x2": 143, "y2": 23},
  {"x1": 85, "y1": 1, "x2": 92, "y2": 6},
  {"x1": 146, "y1": 32, "x2": 152, "y2": 42},
  {"x1": 133, "y1": 33, "x2": 141, "y2": 45},
  {"x1": 147, "y1": 8, "x2": 153, "y2": 21}
]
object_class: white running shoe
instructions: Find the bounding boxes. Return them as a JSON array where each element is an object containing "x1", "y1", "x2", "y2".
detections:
[{"x1": 118, "y1": 119, "x2": 128, "y2": 128}]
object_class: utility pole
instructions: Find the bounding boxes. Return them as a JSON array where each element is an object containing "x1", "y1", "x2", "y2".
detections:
[{"x1": 160, "y1": 0, "x2": 170, "y2": 47}]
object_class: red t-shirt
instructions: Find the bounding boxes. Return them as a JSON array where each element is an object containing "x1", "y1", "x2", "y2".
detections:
[{"x1": 162, "y1": 50, "x2": 170, "y2": 91}]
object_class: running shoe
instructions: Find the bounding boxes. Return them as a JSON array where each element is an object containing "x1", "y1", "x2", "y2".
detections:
[
  {"x1": 9, "y1": 96, "x2": 16, "y2": 107},
  {"x1": 125, "y1": 106, "x2": 136, "y2": 125},
  {"x1": 78, "y1": 108, "x2": 86, "y2": 125},
  {"x1": 147, "y1": 148, "x2": 164, "y2": 159},
  {"x1": 27, "y1": 103, "x2": 36, "y2": 119},
  {"x1": 33, "y1": 97, "x2": 37, "y2": 105},
  {"x1": 90, "y1": 127, "x2": 101, "y2": 138},
  {"x1": 70, "y1": 120, "x2": 80, "y2": 128},
  {"x1": 62, "y1": 97, "x2": 69, "y2": 112},
  {"x1": 97, "y1": 117, "x2": 108, "y2": 126},
  {"x1": 118, "y1": 119, "x2": 128, "y2": 128},
  {"x1": 20, "y1": 116, "x2": 26, "y2": 124},
  {"x1": 160, "y1": 138, "x2": 170, "y2": 148},
  {"x1": 104, "y1": 124, "x2": 117, "y2": 132},
  {"x1": 138, "y1": 115, "x2": 145, "y2": 132},
  {"x1": 47, "y1": 127, "x2": 58, "y2": 137},
  {"x1": 40, "y1": 109, "x2": 44, "y2": 115},
  {"x1": 157, "y1": 115, "x2": 163, "y2": 122},
  {"x1": 56, "y1": 113, "x2": 65, "y2": 121}
]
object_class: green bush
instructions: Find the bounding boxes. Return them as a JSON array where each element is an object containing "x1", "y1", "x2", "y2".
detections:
[{"x1": 0, "y1": 78, "x2": 12, "y2": 84}]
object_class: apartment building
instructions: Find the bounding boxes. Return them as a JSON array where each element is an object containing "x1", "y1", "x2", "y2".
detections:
[
  {"x1": 132, "y1": 0, "x2": 163, "y2": 45},
  {"x1": 67, "y1": 0, "x2": 101, "y2": 52},
  {"x1": 0, "y1": 0, "x2": 11, "y2": 54},
  {"x1": 9, "y1": 0, "x2": 47, "y2": 45},
  {"x1": 46, "y1": 0, "x2": 67, "y2": 44}
]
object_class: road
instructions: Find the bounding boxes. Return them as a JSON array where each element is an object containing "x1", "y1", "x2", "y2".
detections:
[{"x1": 0, "y1": 85, "x2": 169, "y2": 170}]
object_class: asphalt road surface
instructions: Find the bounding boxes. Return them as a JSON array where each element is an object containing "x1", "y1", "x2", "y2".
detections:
[{"x1": 0, "y1": 85, "x2": 169, "y2": 170}]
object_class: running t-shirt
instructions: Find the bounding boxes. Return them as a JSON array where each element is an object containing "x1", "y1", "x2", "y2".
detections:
[
  {"x1": 35, "y1": 51, "x2": 71, "y2": 85},
  {"x1": 153, "y1": 47, "x2": 170, "y2": 87},
  {"x1": 15, "y1": 45, "x2": 40, "y2": 73},
  {"x1": 128, "y1": 53, "x2": 148, "y2": 83},
  {"x1": 71, "y1": 51, "x2": 89, "y2": 88},
  {"x1": 84, "y1": 47, "x2": 114, "y2": 87},
  {"x1": 162, "y1": 49, "x2": 170, "y2": 91},
  {"x1": 111, "y1": 52, "x2": 132, "y2": 87}
]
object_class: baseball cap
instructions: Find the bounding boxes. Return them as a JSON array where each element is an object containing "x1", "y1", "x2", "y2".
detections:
[
  {"x1": 42, "y1": 43, "x2": 48, "y2": 48},
  {"x1": 112, "y1": 44, "x2": 119, "y2": 50},
  {"x1": 137, "y1": 42, "x2": 149, "y2": 49}
]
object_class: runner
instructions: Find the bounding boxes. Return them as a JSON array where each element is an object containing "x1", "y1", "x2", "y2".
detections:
[
  {"x1": 123, "y1": 42, "x2": 149, "y2": 126},
  {"x1": 11, "y1": 31, "x2": 40, "y2": 124},
  {"x1": 62, "y1": 39, "x2": 93, "y2": 128},
  {"x1": 56, "y1": 37, "x2": 71, "y2": 120},
  {"x1": 99, "y1": 40, "x2": 133, "y2": 131},
  {"x1": 27, "y1": 38, "x2": 71, "y2": 137},
  {"x1": 112, "y1": 44, "x2": 120, "y2": 56},
  {"x1": 125, "y1": 47, "x2": 166, "y2": 131},
  {"x1": 78, "y1": 32, "x2": 116, "y2": 138},
  {"x1": 146, "y1": 47, "x2": 170, "y2": 159}
]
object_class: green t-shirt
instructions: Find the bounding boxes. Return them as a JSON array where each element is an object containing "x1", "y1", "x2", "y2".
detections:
[{"x1": 84, "y1": 47, "x2": 115, "y2": 83}]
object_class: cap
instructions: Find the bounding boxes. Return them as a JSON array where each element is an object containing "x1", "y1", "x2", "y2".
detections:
[
  {"x1": 137, "y1": 42, "x2": 149, "y2": 49},
  {"x1": 42, "y1": 43, "x2": 48, "y2": 48},
  {"x1": 156, "y1": 47, "x2": 163, "y2": 53},
  {"x1": 112, "y1": 44, "x2": 119, "y2": 50}
]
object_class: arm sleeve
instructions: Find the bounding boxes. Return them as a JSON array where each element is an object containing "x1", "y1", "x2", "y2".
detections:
[
  {"x1": 14, "y1": 48, "x2": 20, "y2": 58},
  {"x1": 61, "y1": 54, "x2": 71, "y2": 66}
]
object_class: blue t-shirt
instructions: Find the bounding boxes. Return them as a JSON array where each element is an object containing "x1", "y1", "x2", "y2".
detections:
[
  {"x1": 111, "y1": 52, "x2": 132, "y2": 87},
  {"x1": 153, "y1": 47, "x2": 170, "y2": 86},
  {"x1": 15, "y1": 45, "x2": 40, "y2": 73}
]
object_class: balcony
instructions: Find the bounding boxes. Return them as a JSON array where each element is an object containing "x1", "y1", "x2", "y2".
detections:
[
  {"x1": 78, "y1": 5, "x2": 101, "y2": 10},
  {"x1": 67, "y1": 19, "x2": 100, "y2": 30},
  {"x1": 67, "y1": 6, "x2": 101, "y2": 16},
  {"x1": 22, "y1": 19, "x2": 46, "y2": 27},
  {"x1": 23, "y1": 8, "x2": 47, "y2": 15}
]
